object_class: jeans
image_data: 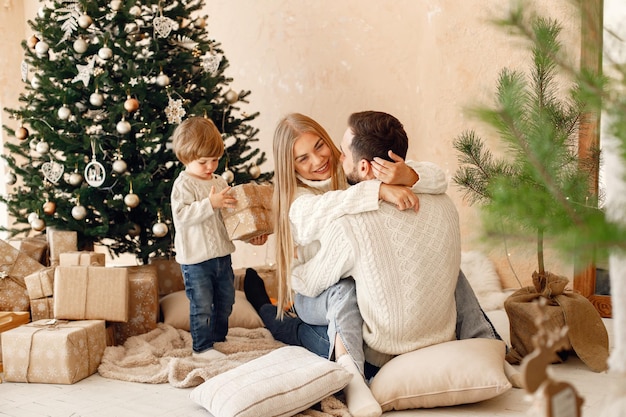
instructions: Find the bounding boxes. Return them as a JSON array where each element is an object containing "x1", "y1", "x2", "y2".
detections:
[
  {"x1": 455, "y1": 270, "x2": 502, "y2": 341},
  {"x1": 181, "y1": 255, "x2": 235, "y2": 353}
]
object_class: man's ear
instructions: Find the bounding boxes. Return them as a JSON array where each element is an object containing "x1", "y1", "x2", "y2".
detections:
[{"x1": 358, "y1": 159, "x2": 374, "y2": 180}]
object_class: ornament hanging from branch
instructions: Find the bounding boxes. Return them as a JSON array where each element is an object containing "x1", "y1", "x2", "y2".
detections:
[
  {"x1": 85, "y1": 138, "x2": 106, "y2": 187},
  {"x1": 153, "y1": 7, "x2": 177, "y2": 39},
  {"x1": 165, "y1": 95, "x2": 186, "y2": 124},
  {"x1": 201, "y1": 51, "x2": 220, "y2": 75},
  {"x1": 41, "y1": 160, "x2": 64, "y2": 184},
  {"x1": 55, "y1": 0, "x2": 81, "y2": 43},
  {"x1": 72, "y1": 55, "x2": 96, "y2": 87}
]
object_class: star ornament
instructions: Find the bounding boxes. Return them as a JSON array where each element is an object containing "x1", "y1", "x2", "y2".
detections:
[{"x1": 72, "y1": 55, "x2": 96, "y2": 87}]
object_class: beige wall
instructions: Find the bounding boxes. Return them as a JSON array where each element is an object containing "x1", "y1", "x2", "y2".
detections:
[{"x1": 0, "y1": 1, "x2": 581, "y2": 287}]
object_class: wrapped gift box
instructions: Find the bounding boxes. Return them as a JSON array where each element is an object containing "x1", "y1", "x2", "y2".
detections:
[
  {"x1": 221, "y1": 183, "x2": 274, "y2": 241},
  {"x1": 24, "y1": 267, "x2": 55, "y2": 300},
  {"x1": 0, "y1": 239, "x2": 46, "y2": 311},
  {"x1": 47, "y1": 229, "x2": 77, "y2": 267},
  {"x1": 149, "y1": 257, "x2": 185, "y2": 296},
  {"x1": 0, "y1": 312, "x2": 31, "y2": 372},
  {"x1": 59, "y1": 251, "x2": 106, "y2": 267},
  {"x1": 54, "y1": 266, "x2": 129, "y2": 322},
  {"x1": 112, "y1": 265, "x2": 159, "y2": 344},
  {"x1": 8, "y1": 235, "x2": 48, "y2": 265},
  {"x1": 2, "y1": 319, "x2": 106, "y2": 384},
  {"x1": 30, "y1": 297, "x2": 54, "y2": 321}
]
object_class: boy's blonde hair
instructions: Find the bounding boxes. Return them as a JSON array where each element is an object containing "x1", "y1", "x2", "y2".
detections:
[
  {"x1": 172, "y1": 117, "x2": 224, "y2": 164},
  {"x1": 272, "y1": 113, "x2": 347, "y2": 317}
]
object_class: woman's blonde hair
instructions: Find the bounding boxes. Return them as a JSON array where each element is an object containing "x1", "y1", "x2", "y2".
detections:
[
  {"x1": 272, "y1": 113, "x2": 347, "y2": 317},
  {"x1": 172, "y1": 116, "x2": 224, "y2": 165}
]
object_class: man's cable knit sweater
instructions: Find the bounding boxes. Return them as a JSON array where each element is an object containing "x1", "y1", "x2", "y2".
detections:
[{"x1": 291, "y1": 193, "x2": 461, "y2": 362}]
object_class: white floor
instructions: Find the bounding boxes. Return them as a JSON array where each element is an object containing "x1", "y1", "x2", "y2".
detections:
[{"x1": 0, "y1": 317, "x2": 618, "y2": 417}]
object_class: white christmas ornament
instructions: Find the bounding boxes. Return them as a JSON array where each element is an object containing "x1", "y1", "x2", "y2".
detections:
[
  {"x1": 28, "y1": 212, "x2": 39, "y2": 224},
  {"x1": 78, "y1": 14, "x2": 93, "y2": 29},
  {"x1": 129, "y1": 6, "x2": 142, "y2": 16},
  {"x1": 116, "y1": 119, "x2": 131, "y2": 134},
  {"x1": 73, "y1": 38, "x2": 88, "y2": 54},
  {"x1": 124, "y1": 193, "x2": 140, "y2": 208},
  {"x1": 5, "y1": 173, "x2": 17, "y2": 185},
  {"x1": 31, "y1": 218, "x2": 46, "y2": 232},
  {"x1": 34, "y1": 40, "x2": 49, "y2": 56},
  {"x1": 31, "y1": 75, "x2": 41, "y2": 89},
  {"x1": 35, "y1": 141, "x2": 50, "y2": 154},
  {"x1": 112, "y1": 159, "x2": 127, "y2": 174},
  {"x1": 98, "y1": 47, "x2": 113, "y2": 60},
  {"x1": 41, "y1": 161, "x2": 64, "y2": 184},
  {"x1": 71, "y1": 205, "x2": 88, "y2": 220},
  {"x1": 225, "y1": 89, "x2": 239, "y2": 104},
  {"x1": 68, "y1": 172, "x2": 83, "y2": 186},
  {"x1": 21, "y1": 60, "x2": 28, "y2": 82},
  {"x1": 58, "y1": 106, "x2": 71, "y2": 120},
  {"x1": 89, "y1": 92, "x2": 104, "y2": 106},
  {"x1": 201, "y1": 52, "x2": 220, "y2": 75},
  {"x1": 73, "y1": 55, "x2": 96, "y2": 87},
  {"x1": 165, "y1": 97, "x2": 186, "y2": 124},
  {"x1": 110, "y1": 0, "x2": 122, "y2": 11},
  {"x1": 152, "y1": 222, "x2": 169, "y2": 238},
  {"x1": 156, "y1": 72, "x2": 170, "y2": 87},
  {"x1": 153, "y1": 15, "x2": 177, "y2": 38},
  {"x1": 222, "y1": 169, "x2": 234, "y2": 183}
]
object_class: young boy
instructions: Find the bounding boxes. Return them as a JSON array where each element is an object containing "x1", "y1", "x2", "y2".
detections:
[{"x1": 170, "y1": 116, "x2": 238, "y2": 360}]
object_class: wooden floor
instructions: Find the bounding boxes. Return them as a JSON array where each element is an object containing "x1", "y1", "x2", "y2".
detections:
[{"x1": 0, "y1": 314, "x2": 617, "y2": 417}]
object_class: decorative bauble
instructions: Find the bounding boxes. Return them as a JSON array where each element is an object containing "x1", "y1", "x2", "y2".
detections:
[
  {"x1": 29, "y1": 139, "x2": 39, "y2": 151},
  {"x1": 43, "y1": 201, "x2": 56, "y2": 215},
  {"x1": 58, "y1": 106, "x2": 71, "y2": 120},
  {"x1": 248, "y1": 163, "x2": 261, "y2": 179},
  {"x1": 124, "y1": 97, "x2": 139, "y2": 112},
  {"x1": 31, "y1": 218, "x2": 46, "y2": 232},
  {"x1": 110, "y1": 0, "x2": 122, "y2": 11},
  {"x1": 34, "y1": 40, "x2": 49, "y2": 55},
  {"x1": 156, "y1": 72, "x2": 170, "y2": 87},
  {"x1": 98, "y1": 47, "x2": 113, "y2": 60},
  {"x1": 194, "y1": 17, "x2": 206, "y2": 29},
  {"x1": 89, "y1": 92, "x2": 104, "y2": 106},
  {"x1": 225, "y1": 89, "x2": 239, "y2": 104},
  {"x1": 78, "y1": 14, "x2": 93, "y2": 29},
  {"x1": 222, "y1": 169, "x2": 234, "y2": 183},
  {"x1": 112, "y1": 159, "x2": 127, "y2": 174},
  {"x1": 27, "y1": 35, "x2": 39, "y2": 49},
  {"x1": 124, "y1": 193, "x2": 140, "y2": 208},
  {"x1": 71, "y1": 205, "x2": 88, "y2": 220},
  {"x1": 152, "y1": 222, "x2": 169, "y2": 238},
  {"x1": 35, "y1": 141, "x2": 50, "y2": 154},
  {"x1": 15, "y1": 126, "x2": 29, "y2": 140},
  {"x1": 116, "y1": 119, "x2": 131, "y2": 134},
  {"x1": 128, "y1": 223, "x2": 141, "y2": 237},
  {"x1": 68, "y1": 172, "x2": 83, "y2": 186},
  {"x1": 27, "y1": 212, "x2": 39, "y2": 224},
  {"x1": 129, "y1": 5, "x2": 141, "y2": 16},
  {"x1": 31, "y1": 75, "x2": 41, "y2": 89},
  {"x1": 73, "y1": 38, "x2": 88, "y2": 54},
  {"x1": 5, "y1": 173, "x2": 16, "y2": 185}
]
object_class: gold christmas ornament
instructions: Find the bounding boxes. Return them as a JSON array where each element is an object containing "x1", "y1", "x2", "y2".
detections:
[
  {"x1": 124, "y1": 193, "x2": 140, "y2": 208},
  {"x1": 127, "y1": 223, "x2": 141, "y2": 237},
  {"x1": 248, "y1": 163, "x2": 261, "y2": 179},
  {"x1": 68, "y1": 171, "x2": 83, "y2": 186},
  {"x1": 43, "y1": 201, "x2": 56, "y2": 215},
  {"x1": 225, "y1": 89, "x2": 239, "y2": 104},
  {"x1": 27, "y1": 35, "x2": 40, "y2": 49},
  {"x1": 15, "y1": 126, "x2": 29, "y2": 140}
]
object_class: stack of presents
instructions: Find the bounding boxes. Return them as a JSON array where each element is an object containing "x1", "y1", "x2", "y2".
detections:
[{"x1": 0, "y1": 183, "x2": 274, "y2": 385}]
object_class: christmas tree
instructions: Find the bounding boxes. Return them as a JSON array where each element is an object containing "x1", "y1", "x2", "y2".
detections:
[
  {"x1": 452, "y1": 16, "x2": 602, "y2": 280},
  {"x1": 2, "y1": 0, "x2": 272, "y2": 263}
]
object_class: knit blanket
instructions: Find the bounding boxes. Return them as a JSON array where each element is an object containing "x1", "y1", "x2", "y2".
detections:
[{"x1": 98, "y1": 323, "x2": 350, "y2": 416}]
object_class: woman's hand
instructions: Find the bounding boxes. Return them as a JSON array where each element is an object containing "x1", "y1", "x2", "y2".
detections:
[
  {"x1": 372, "y1": 150, "x2": 419, "y2": 186},
  {"x1": 379, "y1": 184, "x2": 419, "y2": 211},
  {"x1": 247, "y1": 234, "x2": 269, "y2": 245}
]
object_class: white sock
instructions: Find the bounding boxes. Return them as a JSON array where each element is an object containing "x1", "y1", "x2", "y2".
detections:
[
  {"x1": 192, "y1": 348, "x2": 225, "y2": 361},
  {"x1": 336, "y1": 354, "x2": 382, "y2": 417},
  {"x1": 504, "y1": 361, "x2": 524, "y2": 389}
]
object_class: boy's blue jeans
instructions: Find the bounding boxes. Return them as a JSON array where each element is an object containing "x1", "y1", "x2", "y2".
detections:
[{"x1": 181, "y1": 255, "x2": 235, "y2": 353}]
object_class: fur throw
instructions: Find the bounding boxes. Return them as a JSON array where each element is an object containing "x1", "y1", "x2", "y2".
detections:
[{"x1": 461, "y1": 251, "x2": 511, "y2": 311}]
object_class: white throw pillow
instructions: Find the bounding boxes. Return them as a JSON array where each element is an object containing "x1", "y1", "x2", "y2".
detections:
[
  {"x1": 461, "y1": 250, "x2": 510, "y2": 311},
  {"x1": 370, "y1": 338, "x2": 512, "y2": 411},
  {"x1": 190, "y1": 346, "x2": 351, "y2": 417}
]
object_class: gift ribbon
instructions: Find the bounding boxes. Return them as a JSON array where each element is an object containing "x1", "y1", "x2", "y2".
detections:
[{"x1": 0, "y1": 262, "x2": 27, "y2": 289}]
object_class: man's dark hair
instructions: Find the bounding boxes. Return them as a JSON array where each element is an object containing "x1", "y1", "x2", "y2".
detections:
[{"x1": 347, "y1": 111, "x2": 409, "y2": 163}]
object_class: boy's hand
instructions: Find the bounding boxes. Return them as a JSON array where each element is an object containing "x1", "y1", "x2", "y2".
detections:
[
  {"x1": 372, "y1": 150, "x2": 419, "y2": 186},
  {"x1": 247, "y1": 234, "x2": 269, "y2": 245},
  {"x1": 379, "y1": 184, "x2": 420, "y2": 212},
  {"x1": 209, "y1": 186, "x2": 237, "y2": 209}
]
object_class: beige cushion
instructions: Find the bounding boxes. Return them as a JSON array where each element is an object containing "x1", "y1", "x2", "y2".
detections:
[
  {"x1": 159, "y1": 290, "x2": 264, "y2": 330},
  {"x1": 189, "y1": 346, "x2": 351, "y2": 417},
  {"x1": 370, "y1": 338, "x2": 512, "y2": 411}
]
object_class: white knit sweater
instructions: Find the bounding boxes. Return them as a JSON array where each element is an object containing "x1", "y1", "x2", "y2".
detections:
[
  {"x1": 171, "y1": 171, "x2": 235, "y2": 265},
  {"x1": 291, "y1": 194, "x2": 460, "y2": 361}
]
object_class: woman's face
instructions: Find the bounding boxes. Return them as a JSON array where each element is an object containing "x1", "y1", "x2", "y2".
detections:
[{"x1": 292, "y1": 132, "x2": 333, "y2": 181}]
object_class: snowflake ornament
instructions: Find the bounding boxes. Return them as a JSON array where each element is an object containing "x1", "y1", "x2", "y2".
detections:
[{"x1": 165, "y1": 97, "x2": 186, "y2": 124}]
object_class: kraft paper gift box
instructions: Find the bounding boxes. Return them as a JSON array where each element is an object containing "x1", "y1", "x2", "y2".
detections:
[
  {"x1": 221, "y1": 183, "x2": 274, "y2": 241},
  {"x1": 59, "y1": 251, "x2": 106, "y2": 267},
  {"x1": 24, "y1": 267, "x2": 55, "y2": 300},
  {"x1": 54, "y1": 266, "x2": 129, "y2": 322},
  {"x1": 0, "y1": 239, "x2": 46, "y2": 311},
  {"x1": 46, "y1": 228, "x2": 77, "y2": 267},
  {"x1": 2, "y1": 319, "x2": 106, "y2": 384},
  {"x1": 30, "y1": 297, "x2": 54, "y2": 321},
  {"x1": 8, "y1": 235, "x2": 48, "y2": 265},
  {"x1": 112, "y1": 265, "x2": 159, "y2": 344},
  {"x1": 149, "y1": 257, "x2": 185, "y2": 296},
  {"x1": 0, "y1": 312, "x2": 31, "y2": 372}
]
